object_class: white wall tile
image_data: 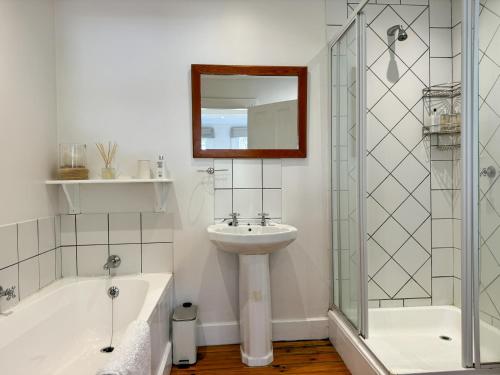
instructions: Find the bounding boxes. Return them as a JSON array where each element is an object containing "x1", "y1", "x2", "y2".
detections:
[
  {"x1": 39, "y1": 250, "x2": 55, "y2": 288},
  {"x1": 233, "y1": 189, "x2": 262, "y2": 218},
  {"x1": 432, "y1": 248, "x2": 454, "y2": 276},
  {"x1": 452, "y1": 0, "x2": 462, "y2": 26},
  {"x1": 62, "y1": 246, "x2": 77, "y2": 277},
  {"x1": 431, "y1": 161, "x2": 453, "y2": 189},
  {"x1": 76, "y1": 213, "x2": 108, "y2": 245},
  {"x1": 19, "y1": 257, "x2": 39, "y2": 300},
  {"x1": 55, "y1": 216, "x2": 61, "y2": 248},
  {"x1": 110, "y1": 244, "x2": 141, "y2": 275},
  {"x1": 213, "y1": 159, "x2": 232, "y2": 189},
  {"x1": 60, "y1": 215, "x2": 76, "y2": 246},
  {"x1": 453, "y1": 55, "x2": 461, "y2": 87},
  {"x1": 432, "y1": 219, "x2": 454, "y2": 247},
  {"x1": 430, "y1": 28, "x2": 452, "y2": 57},
  {"x1": 233, "y1": 159, "x2": 262, "y2": 188},
  {"x1": 326, "y1": 0, "x2": 347, "y2": 25},
  {"x1": 18, "y1": 220, "x2": 38, "y2": 261},
  {"x1": 431, "y1": 189, "x2": 453, "y2": 218},
  {"x1": 0, "y1": 224, "x2": 17, "y2": 269},
  {"x1": 38, "y1": 216, "x2": 55, "y2": 253},
  {"x1": 432, "y1": 277, "x2": 454, "y2": 305},
  {"x1": 142, "y1": 243, "x2": 173, "y2": 273},
  {"x1": 430, "y1": 57, "x2": 452, "y2": 85},
  {"x1": 0, "y1": 265, "x2": 18, "y2": 310},
  {"x1": 263, "y1": 159, "x2": 282, "y2": 188},
  {"x1": 109, "y1": 213, "x2": 140, "y2": 244},
  {"x1": 141, "y1": 212, "x2": 173, "y2": 243},
  {"x1": 452, "y1": 23, "x2": 461, "y2": 56},
  {"x1": 454, "y1": 277, "x2": 461, "y2": 307},
  {"x1": 77, "y1": 245, "x2": 108, "y2": 276},
  {"x1": 454, "y1": 248, "x2": 461, "y2": 278},
  {"x1": 404, "y1": 298, "x2": 432, "y2": 307},
  {"x1": 214, "y1": 190, "x2": 233, "y2": 219},
  {"x1": 430, "y1": 0, "x2": 451, "y2": 27},
  {"x1": 263, "y1": 189, "x2": 282, "y2": 219},
  {"x1": 55, "y1": 247, "x2": 62, "y2": 279},
  {"x1": 380, "y1": 299, "x2": 404, "y2": 307}
]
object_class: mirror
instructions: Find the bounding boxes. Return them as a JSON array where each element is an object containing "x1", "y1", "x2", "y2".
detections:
[{"x1": 192, "y1": 65, "x2": 307, "y2": 158}]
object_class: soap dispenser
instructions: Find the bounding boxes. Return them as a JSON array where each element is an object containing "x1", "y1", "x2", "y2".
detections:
[{"x1": 155, "y1": 154, "x2": 168, "y2": 179}]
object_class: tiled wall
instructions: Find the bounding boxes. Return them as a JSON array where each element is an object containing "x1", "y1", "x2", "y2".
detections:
[
  {"x1": 477, "y1": 0, "x2": 500, "y2": 329},
  {"x1": 60, "y1": 212, "x2": 173, "y2": 276},
  {"x1": 213, "y1": 159, "x2": 282, "y2": 221},
  {"x1": 0, "y1": 217, "x2": 61, "y2": 312},
  {"x1": 359, "y1": 0, "x2": 433, "y2": 307},
  {"x1": 0, "y1": 212, "x2": 173, "y2": 313},
  {"x1": 340, "y1": 0, "x2": 463, "y2": 308}
]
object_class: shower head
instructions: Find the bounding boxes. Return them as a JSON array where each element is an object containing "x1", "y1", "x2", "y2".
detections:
[{"x1": 387, "y1": 25, "x2": 408, "y2": 41}]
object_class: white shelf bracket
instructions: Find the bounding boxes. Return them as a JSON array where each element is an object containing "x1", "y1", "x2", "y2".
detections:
[
  {"x1": 61, "y1": 184, "x2": 81, "y2": 214},
  {"x1": 153, "y1": 182, "x2": 168, "y2": 212}
]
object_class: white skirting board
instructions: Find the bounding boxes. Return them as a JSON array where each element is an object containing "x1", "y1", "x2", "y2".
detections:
[{"x1": 196, "y1": 317, "x2": 329, "y2": 346}]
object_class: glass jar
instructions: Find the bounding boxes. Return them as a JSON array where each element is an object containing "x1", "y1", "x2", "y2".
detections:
[{"x1": 59, "y1": 143, "x2": 87, "y2": 169}]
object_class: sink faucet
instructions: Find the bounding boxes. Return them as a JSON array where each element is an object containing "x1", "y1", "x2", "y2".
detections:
[
  {"x1": 103, "y1": 255, "x2": 121, "y2": 270},
  {"x1": 258, "y1": 212, "x2": 270, "y2": 226},
  {"x1": 0, "y1": 285, "x2": 16, "y2": 301},
  {"x1": 229, "y1": 212, "x2": 240, "y2": 227}
]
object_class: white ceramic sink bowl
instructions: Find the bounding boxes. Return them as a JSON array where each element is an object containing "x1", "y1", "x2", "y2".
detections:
[{"x1": 207, "y1": 223, "x2": 298, "y2": 255}]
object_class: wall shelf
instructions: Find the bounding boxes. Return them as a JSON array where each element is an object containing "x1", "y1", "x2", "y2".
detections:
[{"x1": 46, "y1": 178, "x2": 173, "y2": 214}]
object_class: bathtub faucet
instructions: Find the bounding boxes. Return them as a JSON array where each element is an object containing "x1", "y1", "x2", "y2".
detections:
[
  {"x1": 103, "y1": 255, "x2": 121, "y2": 270},
  {"x1": 0, "y1": 285, "x2": 16, "y2": 301}
]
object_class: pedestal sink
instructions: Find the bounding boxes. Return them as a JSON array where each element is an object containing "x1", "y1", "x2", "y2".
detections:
[{"x1": 207, "y1": 223, "x2": 298, "y2": 366}]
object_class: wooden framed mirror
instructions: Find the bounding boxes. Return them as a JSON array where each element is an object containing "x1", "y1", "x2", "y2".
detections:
[{"x1": 191, "y1": 64, "x2": 307, "y2": 158}]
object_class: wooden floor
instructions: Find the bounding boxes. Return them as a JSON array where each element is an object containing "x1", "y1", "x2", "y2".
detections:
[{"x1": 171, "y1": 340, "x2": 351, "y2": 374}]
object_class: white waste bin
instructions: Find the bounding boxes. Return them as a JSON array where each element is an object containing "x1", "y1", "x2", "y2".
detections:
[{"x1": 173, "y1": 302, "x2": 198, "y2": 365}]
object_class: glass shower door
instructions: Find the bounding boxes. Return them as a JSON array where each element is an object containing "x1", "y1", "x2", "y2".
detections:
[
  {"x1": 332, "y1": 21, "x2": 362, "y2": 329},
  {"x1": 477, "y1": 0, "x2": 500, "y2": 365}
]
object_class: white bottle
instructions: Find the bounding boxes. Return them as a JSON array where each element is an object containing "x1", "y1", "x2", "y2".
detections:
[
  {"x1": 155, "y1": 154, "x2": 167, "y2": 179},
  {"x1": 430, "y1": 108, "x2": 439, "y2": 130}
]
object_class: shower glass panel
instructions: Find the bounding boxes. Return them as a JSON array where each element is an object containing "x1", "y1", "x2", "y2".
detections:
[
  {"x1": 478, "y1": 0, "x2": 500, "y2": 364},
  {"x1": 331, "y1": 22, "x2": 360, "y2": 328}
]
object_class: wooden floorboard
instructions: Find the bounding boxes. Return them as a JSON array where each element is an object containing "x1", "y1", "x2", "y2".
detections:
[{"x1": 171, "y1": 340, "x2": 351, "y2": 375}]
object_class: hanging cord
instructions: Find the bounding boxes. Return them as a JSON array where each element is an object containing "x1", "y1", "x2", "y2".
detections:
[{"x1": 109, "y1": 298, "x2": 115, "y2": 348}]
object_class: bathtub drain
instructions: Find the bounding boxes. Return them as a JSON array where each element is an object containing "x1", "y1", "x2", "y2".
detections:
[
  {"x1": 100, "y1": 346, "x2": 115, "y2": 353},
  {"x1": 439, "y1": 335, "x2": 452, "y2": 341}
]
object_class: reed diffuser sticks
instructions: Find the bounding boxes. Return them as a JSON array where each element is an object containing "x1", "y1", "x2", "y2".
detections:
[{"x1": 96, "y1": 142, "x2": 117, "y2": 168}]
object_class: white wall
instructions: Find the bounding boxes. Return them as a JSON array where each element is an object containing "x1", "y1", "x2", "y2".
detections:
[
  {"x1": 55, "y1": 0, "x2": 331, "y2": 342},
  {"x1": 0, "y1": 0, "x2": 58, "y2": 225}
]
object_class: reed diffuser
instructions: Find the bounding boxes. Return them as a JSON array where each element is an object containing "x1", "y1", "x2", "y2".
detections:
[{"x1": 96, "y1": 142, "x2": 118, "y2": 179}]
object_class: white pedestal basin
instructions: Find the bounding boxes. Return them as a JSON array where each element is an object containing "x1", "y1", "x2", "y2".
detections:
[{"x1": 207, "y1": 223, "x2": 297, "y2": 366}]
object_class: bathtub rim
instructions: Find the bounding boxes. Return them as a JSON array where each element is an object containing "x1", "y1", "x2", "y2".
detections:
[{"x1": 0, "y1": 272, "x2": 173, "y2": 323}]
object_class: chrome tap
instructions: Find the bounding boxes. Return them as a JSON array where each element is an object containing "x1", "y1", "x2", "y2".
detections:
[
  {"x1": 229, "y1": 212, "x2": 240, "y2": 227},
  {"x1": 258, "y1": 212, "x2": 270, "y2": 226},
  {"x1": 0, "y1": 286, "x2": 16, "y2": 301},
  {"x1": 103, "y1": 255, "x2": 121, "y2": 270}
]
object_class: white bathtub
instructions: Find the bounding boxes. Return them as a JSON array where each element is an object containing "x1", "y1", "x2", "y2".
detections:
[
  {"x1": 329, "y1": 306, "x2": 500, "y2": 375},
  {"x1": 0, "y1": 273, "x2": 173, "y2": 375}
]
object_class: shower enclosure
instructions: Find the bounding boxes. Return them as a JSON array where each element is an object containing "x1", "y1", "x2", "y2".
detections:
[{"x1": 330, "y1": 0, "x2": 500, "y2": 373}]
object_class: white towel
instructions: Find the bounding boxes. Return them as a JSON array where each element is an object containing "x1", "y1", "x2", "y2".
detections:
[{"x1": 97, "y1": 320, "x2": 151, "y2": 375}]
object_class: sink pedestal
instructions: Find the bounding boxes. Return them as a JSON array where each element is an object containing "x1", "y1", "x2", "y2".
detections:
[{"x1": 239, "y1": 254, "x2": 273, "y2": 366}]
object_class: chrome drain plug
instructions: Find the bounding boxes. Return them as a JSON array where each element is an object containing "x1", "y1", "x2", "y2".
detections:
[{"x1": 100, "y1": 346, "x2": 115, "y2": 353}]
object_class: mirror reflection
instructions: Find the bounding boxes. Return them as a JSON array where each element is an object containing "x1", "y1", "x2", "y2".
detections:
[{"x1": 200, "y1": 75, "x2": 299, "y2": 150}]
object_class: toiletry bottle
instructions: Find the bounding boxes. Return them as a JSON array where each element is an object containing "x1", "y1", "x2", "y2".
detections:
[
  {"x1": 431, "y1": 108, "x2": 439, "y2": 131},
  {"x1": 440, "y1": 108, "x2": 450, "y2": 130},
  {"x1": 156, "y1": 154, "x2": 167, "y2": 179}
]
